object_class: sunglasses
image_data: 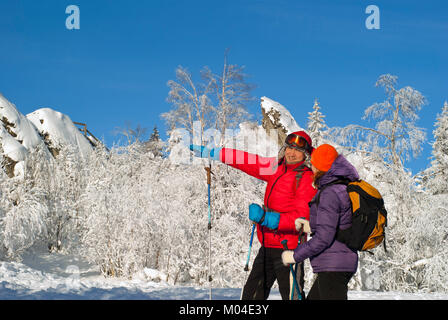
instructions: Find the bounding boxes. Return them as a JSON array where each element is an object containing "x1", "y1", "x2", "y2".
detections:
[{"x1": 285, "y1": 134, "x2": 310, "y2": 152}]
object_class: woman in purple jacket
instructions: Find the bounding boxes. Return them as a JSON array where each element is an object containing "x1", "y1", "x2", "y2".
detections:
[{"x1": 282, "y1": 144, "x2": 359, "y2": 300}]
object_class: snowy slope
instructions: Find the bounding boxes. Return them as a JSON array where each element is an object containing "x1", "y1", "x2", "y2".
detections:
[
  {"x1": 1, "y1": 250, "x2": 447, "y2": 300},
  {"x1": 27, "y1": 108, "x2": 93, "y2": 158}
]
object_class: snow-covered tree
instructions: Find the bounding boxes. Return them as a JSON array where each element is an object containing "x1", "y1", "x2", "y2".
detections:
[
  {"x1": 162, "y1": 54, "x2": 254, "y2": 146},
  {"x1": 162, "y1": 66, "x2": 213, "y2": 144},
  {"x1": 76, "y1": 140, "x2": 264, "y2": 284},
  {"x1": 113, "y1": 121, "x2": 148, "y2": 145},
  {"x1": 201, "y1": 51, "x2": 255, "y2": 145},
  {"x1": 320, "y1": 76, "x2": 448, "y2": 293},
  {"x1": 145, "y1": 126, "x2": 164, "y2": 158},
  {"x1": 426, "y1": 101, "x2": 448, "y2": 194},
  {"x1": 0, "y1": 143, "x2": 87, "y2": 254},
  {"x1": 41, "y1": 144, "x2": 86, "y2": 252},
  {"x1": 333, "y1": 74, "x2": 427, "y2": 169},
  {"x1": 0, "y1": 146, "x2": 49, "y2": 259},
  {"x1": 307, "y1": 99, "x2": 328, "y2": 147},
  {"x1": 149, "y1": 125, "x2": 161, "y2": 142},
  {"x1": 342, "y1": 150, "x2": 448, "y2": 293}
]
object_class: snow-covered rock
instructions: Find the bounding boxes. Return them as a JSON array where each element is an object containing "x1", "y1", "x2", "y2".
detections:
[
  {"x1": 0, "y1": 94, "x2": 46, "y2": 152},
  {"x1": 0, "y1": 94, "x2": 51, "y2": 177},
  {"x1": 27, "y1": 108, "x2": 94, "y2": 159},
  {"x1": 0, "y1": 93, "x2": 95, "y2": 177},
  {"x1": 261, "y1": 96, "x2": 303, "y2": 147}
]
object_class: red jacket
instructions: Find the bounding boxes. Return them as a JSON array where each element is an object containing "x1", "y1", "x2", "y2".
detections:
[{"x1": 220, "y1": 148, "x2": 317, "y2": 249}]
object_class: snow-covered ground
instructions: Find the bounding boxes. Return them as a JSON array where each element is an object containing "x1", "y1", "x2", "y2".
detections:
[{"x1": 1, "y1": 249, "x2": 447, "y2": 300}]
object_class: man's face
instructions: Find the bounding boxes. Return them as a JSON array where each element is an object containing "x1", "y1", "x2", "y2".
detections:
[{"x1": 284, "y1": 147, "x2": 305, "y2": 164}]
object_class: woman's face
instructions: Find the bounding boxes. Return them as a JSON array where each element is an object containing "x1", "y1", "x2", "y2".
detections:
[
  {"x1": 311, "y1": 164, "x2": 319, "y2": 174},
  {"x1": 284, "y1": 147, "x2": 305, "y2": 164}
]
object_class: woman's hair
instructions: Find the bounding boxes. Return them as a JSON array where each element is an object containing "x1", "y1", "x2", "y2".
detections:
[{"x1": 312, "y1": 170, "x2": 327, "y2": 188}]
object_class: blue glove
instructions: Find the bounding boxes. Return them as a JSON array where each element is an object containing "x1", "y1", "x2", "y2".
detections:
[
  {"x1": 190, "y1": 145, "x2": 221, "y2": 161},
  {"x1": 249, "y1": 203, "x2": 280, "y2": 230}
]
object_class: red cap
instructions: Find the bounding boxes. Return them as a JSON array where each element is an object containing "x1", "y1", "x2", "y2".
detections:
[{"x1": 289, "y1": 131, "x2": 314, "y2": 154}]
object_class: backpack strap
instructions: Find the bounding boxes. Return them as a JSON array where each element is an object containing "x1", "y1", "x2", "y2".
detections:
[
  {"x1": 311, "y1": 179, "x2": 351, "y2": 208},
  {"x1": 307, "y1": 179, "x2": 351, "y2": 237},
  {"x1": 293, "y1": 163, "x2": 311, "y2": 190}
]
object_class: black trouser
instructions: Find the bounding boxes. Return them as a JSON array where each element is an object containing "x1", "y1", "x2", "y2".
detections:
[
  {"x1": 241, "y1": 247, "x2": 304, "y2": 300},
  {"x1": 306, "y1": 272, "x2": 354, "y2": 300}
]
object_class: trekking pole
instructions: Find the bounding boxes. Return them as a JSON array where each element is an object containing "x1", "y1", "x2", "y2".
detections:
[
  {"x1": 244, "y1": 223, "x2": 256, "y2": 272},
  {"x1": 240, "y1": 223, "x2": 256, "y2": 300},
  {"x1": 204, "y1": 157, "x2": 213, "y2": 300},
  {"x1": 281, "y1": 239, "x2": 302, "y2": 301},
  {"x1": 290, "y1": 227, "x2": 304, "y2": 300}
]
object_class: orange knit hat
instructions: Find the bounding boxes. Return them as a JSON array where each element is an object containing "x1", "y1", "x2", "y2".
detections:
[{"x1": 310, "y1": 144, "x2": 339, "y2": 172}]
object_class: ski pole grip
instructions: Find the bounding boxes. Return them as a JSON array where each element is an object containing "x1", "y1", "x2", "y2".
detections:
[
  {"x1": 281, "y1": 239, "x2": 288, "y2": 250},
  {"x1": 204, "y1": 167, "x2": 212, "y2": 185}
]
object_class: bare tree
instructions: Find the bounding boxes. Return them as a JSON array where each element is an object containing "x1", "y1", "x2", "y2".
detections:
[{"x1": 114, "y1": 121, "x2": 148, "y2": 145}]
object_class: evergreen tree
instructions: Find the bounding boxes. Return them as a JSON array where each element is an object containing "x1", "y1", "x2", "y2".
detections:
[
  {"x1": 428, "y1": 101, "x2": 448, "y2": 194},
  {"x1": 307, "y1": 99, "x2": 328, "y2": 147},
  {"x1": 149, "y1": 126, "x2": 161, "y2": 142},
  {"x1": 145, "y1": 126, "x2": 164, "y2": 158}
]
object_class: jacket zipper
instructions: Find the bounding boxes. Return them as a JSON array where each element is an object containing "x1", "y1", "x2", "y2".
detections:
[{"x1": 266, "y1": 163, "x2": 287, "y2": 211}]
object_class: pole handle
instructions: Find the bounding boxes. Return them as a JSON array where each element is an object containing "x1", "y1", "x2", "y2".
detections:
[
  {"x1": 204, "y1": 167, "x2": 212, "y2": 185},
  {"x1": 281, "y1": 240, "x2": 303, "y2": 300}
]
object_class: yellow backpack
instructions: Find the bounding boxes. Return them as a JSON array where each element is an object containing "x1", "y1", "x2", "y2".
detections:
[{"x1": 316, "y1": 179, "x2": 388, "y2": 253}]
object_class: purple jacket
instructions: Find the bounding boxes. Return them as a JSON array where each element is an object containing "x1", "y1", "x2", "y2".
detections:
[{"x1": 293, "y1": 155, "x2": 359, "y2": 273}]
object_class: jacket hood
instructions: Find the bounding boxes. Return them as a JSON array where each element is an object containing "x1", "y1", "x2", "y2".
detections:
[{"x1": 318, "y1": 155, "x2": 359, "y2": 187}]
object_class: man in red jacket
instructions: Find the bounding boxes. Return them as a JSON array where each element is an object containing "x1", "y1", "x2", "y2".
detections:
[{"x1": 191, "y1": 131, "x2": 317, "y2": 300}]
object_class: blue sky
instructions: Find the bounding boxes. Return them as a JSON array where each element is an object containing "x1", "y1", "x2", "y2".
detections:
[{"x1": 0, "y1": 0, "x2": 447, "y2": 173}]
